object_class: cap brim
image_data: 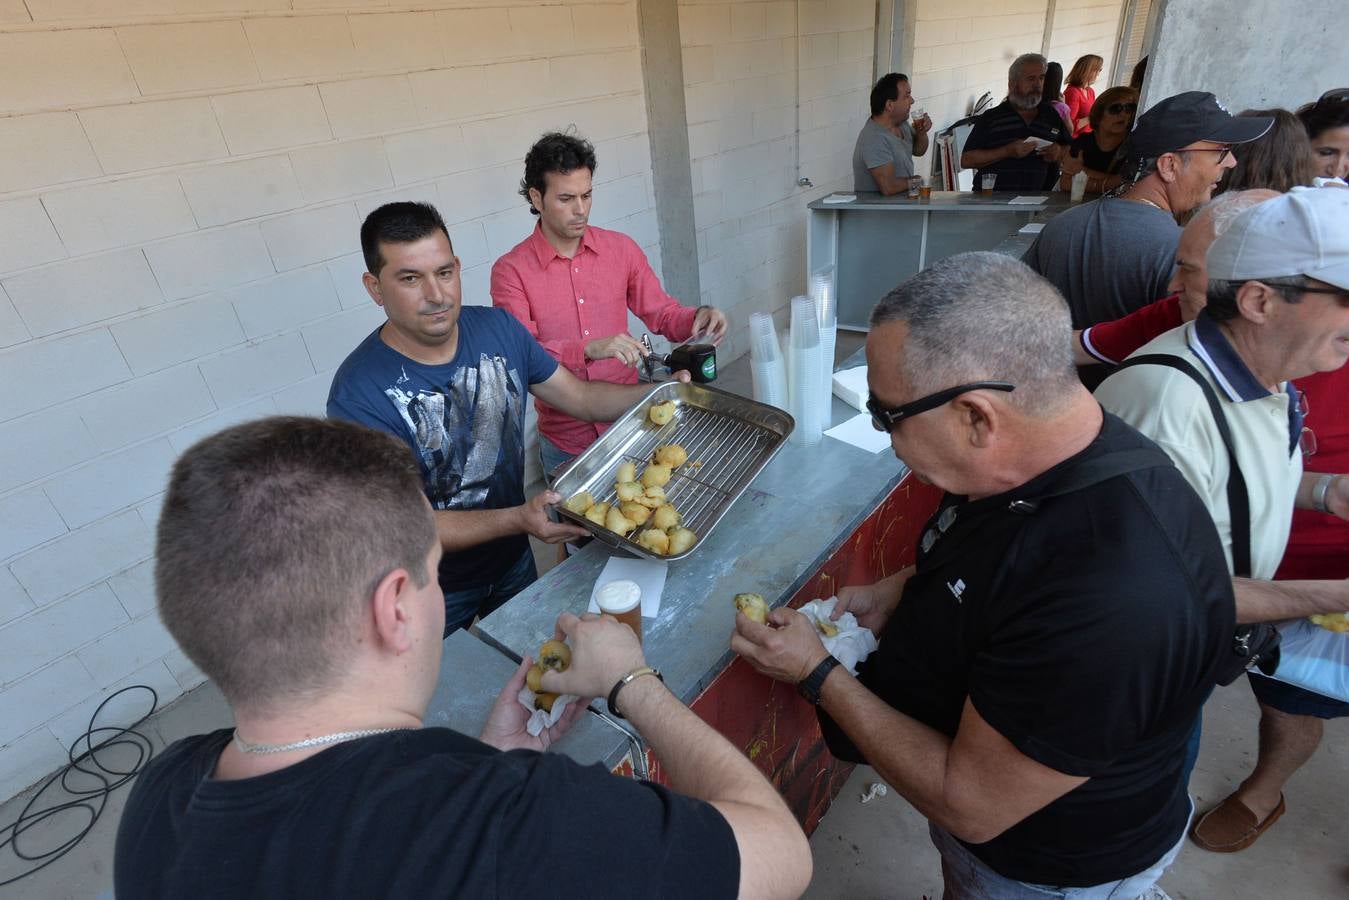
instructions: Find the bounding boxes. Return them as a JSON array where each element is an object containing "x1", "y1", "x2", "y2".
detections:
[
  {"x1": 1308, "y1": 261, "x2": 1349, "y2": 292},
  {"x1": 1209, "y1": 116, "x2": 1274, "y2": 145}
]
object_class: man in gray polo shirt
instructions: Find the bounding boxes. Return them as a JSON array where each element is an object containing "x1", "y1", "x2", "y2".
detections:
[{"x1": 853, "y1": 73, "x2": 931, "y2": 195}]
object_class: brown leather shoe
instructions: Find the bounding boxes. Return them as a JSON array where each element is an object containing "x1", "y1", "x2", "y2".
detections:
[{"x1": 1190, "y1": 792, "x2": 1286, "y2": 852}]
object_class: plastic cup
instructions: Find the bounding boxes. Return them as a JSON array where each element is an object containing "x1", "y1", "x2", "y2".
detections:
[
  {"x1": 597, "y1": 580, "x2": 642, "y2": 643},
  {"x1": 907, "y1": 177, "x2": 920, "y2": 199},
  {"x1": 919, "y1": 177, "x2": 932, "y2": 200},
  {"x1": 981, "y1": 173, "x2": 997, "y2": 196}
]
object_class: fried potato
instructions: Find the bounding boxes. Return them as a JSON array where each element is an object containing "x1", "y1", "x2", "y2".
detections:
[
  {"x1": 634, "y1": 486, "x2": 666, "y2": 508},
  {"x1": 1310, "y1": 612, "x2": 1349, "y2": 633},
  {"x1": 534, "y1": 691, "x2": 560, "y2": 713},
  {"x1": 526, "y1": 664, "x2": 545, "y2": 693},
  {"x1": 637, "y1": 528, "x2": 670, "y2": 555},
  {"x1": 653, "y1": 444, "x2": 688, "y2": 468},
  {"x1": 641, "y1": 463, "x2": 672, "y2": 489},
  {"x1": 615, "y1": 481, "x2": 644, "y2": 502},
  {"x1": 539, "y1": 640, "x2": 572, "y2": 672},
  {"x1": 734, "y1": 592, "x2": 769, "y2": 625},
  {"x1": 652, "y1": 503, "x2": 681, "y2": 531},
  {"x1": 666, "y1": 526, "x2": 696, "y2": 555},
  {"x1": 619, "y1": 500, "x2": 651, "y2": 526},
  {"x1": 585, "y1": 501, "x2": 611, "y2": 526},
  {"x1": 616, "y1": 461, "x2": 637, "y2": 484},
  {"x1": 562, "y1": 491, "x2": 594, "y2": 515},
  {"x1": 606, "y1": 505, "x2": 637, "y2": 537},
  {"x1": 649, "y1": 400, "x2": 676, "y2": 425},
  {"x1": 816, "y1": 619, "x2": 839, "y2": 638}
]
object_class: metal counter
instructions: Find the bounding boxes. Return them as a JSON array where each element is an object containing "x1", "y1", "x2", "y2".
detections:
[{"x1": 808, "y1": 190, "x2": 1073, "y2": 329}]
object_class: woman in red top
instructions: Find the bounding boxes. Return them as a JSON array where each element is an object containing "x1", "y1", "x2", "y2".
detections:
[{"x1": 1063, "y1": 54, "x2": 1103, "y2": 138}]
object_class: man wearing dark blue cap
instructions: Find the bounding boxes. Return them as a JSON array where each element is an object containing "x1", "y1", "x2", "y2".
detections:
[{"x1": 1024, "y1": 92, "x2": 1273, "y2": 329}]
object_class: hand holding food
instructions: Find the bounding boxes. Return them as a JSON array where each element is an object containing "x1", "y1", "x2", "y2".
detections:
[
  {"x1": 734, "y1": 592, "x2": 769, "y2": 625},
  {"x1": 545, "y1": 611, "x2": 647, "y2": 699},
  {"x1": 528, "y1": 639, "x2": 573, "y2": 712}
]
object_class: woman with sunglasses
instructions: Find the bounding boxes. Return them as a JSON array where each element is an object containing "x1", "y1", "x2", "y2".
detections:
[
  {"x1": 1058, "y1": 86, "x2": 1138, "y2": 194},
  {"x1": 1297, "y1": 94, "x2": 1349, "y2": 184}
]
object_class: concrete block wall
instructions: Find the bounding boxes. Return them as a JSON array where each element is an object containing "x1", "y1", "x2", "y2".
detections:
[
  {"x1": 680, "y1": 0, "x2": 875, "y2": 352},
  {"x1": 0, "y1": 0, "x2": 655, "y2": 803},
  {"x1": 1045, "y1": 0, "x2": 1125, "y2": 95}
]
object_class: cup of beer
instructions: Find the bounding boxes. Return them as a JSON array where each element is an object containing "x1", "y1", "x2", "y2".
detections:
[
  {"x1": 597, "y1": 579, "x2": 643, "y2": 643},
  {"x1": 919, "y1": 177, "x2": 932, "y2": 200},
  {"x1": 981, "y1": 173, "x2": 997, "y2": 196}
]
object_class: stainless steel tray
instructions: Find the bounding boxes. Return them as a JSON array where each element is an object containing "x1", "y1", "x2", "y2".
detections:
[{"x1": 551, "y1": 381, "x2": 794, "y2": 561}]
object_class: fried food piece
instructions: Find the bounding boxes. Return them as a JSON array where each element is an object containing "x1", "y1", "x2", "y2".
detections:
[
  {"x1": 615, "y1": 480, "x2": 644, "y2": 502},
  {"x1": 526, "y1": 664, "x2": 545, "y2": 693},
  {"x1": 652, "y1": 503, "x2": 681, "y2": 531},
  {"x1": 538, "y1": 640, "x2": 572, "y2": 672},
  {"x1": 653, "y1": 444, "x2": 688, "y2": 468},
  {"x1": 616, "y1": 461, "x2": 637, "y2": 484},
  {"x1": 641, "y1": 463, "x2": 672, "y2": 489},
  {"x1": 584, "y1": 501, "x2": 611, "y2": 526},
  {"x1": 649, "y1": 400, "x2": 676, "y2": 426},
  {"x1": 734, "y1": 592, "x2": 769, "y2": 625},
  {"x1": 666, "y1": 526, "x2": 696, "y2": 555},
  {"x1": 637, "y1": 528, "x2": 670, "y2": 555},
  {"x1": 634, "y1": 486, "x2": 666, "y2": 509},
  {"x1": 562, "y1": 491, "x2": 594, "y2": 515},
  {"x1": 619, "y1": 500, "x2": 651, "y2": 526},
  {"x1": 534, "y1": 691, "x2": 560, "y2": 713},
  {"x1": 816, "y1": 619, "x2": 839, "y2": 638},
  {"x1": 1310, "y1": 612, "x2": 1349, "y2": 632},
  {"x1": 606, "y1": 505, "x2": 637, "y2": 537}
]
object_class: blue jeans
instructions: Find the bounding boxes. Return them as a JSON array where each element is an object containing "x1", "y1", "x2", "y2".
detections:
[
  {"x1": 928, "y1": 801, "x2": 1191, "y2": 899},
  {"x1": 440, "y1": 548, "x2": 537, "y2": 637},
  {"x1": 538, "y1": 432, "x2": 576, "y2": 485}
]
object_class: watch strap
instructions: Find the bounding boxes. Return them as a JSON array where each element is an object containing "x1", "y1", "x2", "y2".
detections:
[{"x1": 797, "y1": 655, "x2": 841, "y2": 705}]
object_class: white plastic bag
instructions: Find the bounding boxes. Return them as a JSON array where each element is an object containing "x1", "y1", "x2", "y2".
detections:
[{"x1": 1268, "y1": 618, "x2": 1349, "y2": 703}]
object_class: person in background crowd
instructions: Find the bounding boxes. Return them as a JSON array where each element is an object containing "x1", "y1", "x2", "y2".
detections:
[
  {"x1": 1064, "y1": 53, "x2": 1104, "y2": 137},
  {"x1": 1024, "y1": 92, "x2": 1272, "y2": 328},
  {"x1": 1073, "y1": 189, "x2": 1278, "y2": 367},
  {"x1": 1094, "y1": 189, "x2": 1349, "y2": 854},
  {"x1": 1130, "y1": 56, "x2": 1149, "y2": 92},
  {"x1": 853, "y1": 73, "x2": 932, "y2": 195},
  {"x1": 1297, "y1": 94, "x2": 1349, "y2": 183},
  {"x1": 328, "y1": 202, "x2": 686, "y2": 635},
  {"x1": 960, "y1": 53, "x2": 1070, "y2": 192},
  {"x1": 1218, "y1": 109, "x2": 1317, "y2": 193},
  {"x1": 114, "y1": 416, "x2": 812, "y2": 900},
  {"x1": 733, "y1": 252, "x2": 1234, "y2": 900},
  {"x1": 1045, "y1": 61, "x2": 1073, "y2": 133},
  {"x1": 492, "y1": 133, "x2": 726, "y2": 477},
  {"x1": 1058, "y1": 87, "x2": 1138, "y2": 195}
]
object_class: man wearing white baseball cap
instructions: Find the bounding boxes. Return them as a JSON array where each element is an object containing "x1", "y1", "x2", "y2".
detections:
[{"x1": 1097, "y1": 186, "x2": 1349, "y2": 852}]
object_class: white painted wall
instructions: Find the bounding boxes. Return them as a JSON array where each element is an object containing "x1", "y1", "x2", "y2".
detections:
[
  {"x1": 0, "y1": 0, "x2": 656, "y2": 803},
  {"x1": 680, "y1": 0, "x2": 876, "y2": 347},
  {"x1": 1046, "y1": 0, "x2": 1127, "y2": 92}
]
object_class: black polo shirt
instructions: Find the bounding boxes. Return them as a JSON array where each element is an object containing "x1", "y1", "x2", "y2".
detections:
[
  {"x1": 822, "y1": 413, "x2": 1234, "y2": 887},
  {"x1": 963, "y1": 100, "x2": 1069, "y2": 191}
]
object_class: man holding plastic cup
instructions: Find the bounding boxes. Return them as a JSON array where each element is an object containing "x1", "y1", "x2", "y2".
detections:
[{"x1": 853, "y1": 73, "x2": 932, "y2": 195}]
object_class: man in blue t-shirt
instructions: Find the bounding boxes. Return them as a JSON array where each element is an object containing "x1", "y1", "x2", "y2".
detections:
[{"x1": 328, "y1": 202, "x2": 673, "y2": 634}]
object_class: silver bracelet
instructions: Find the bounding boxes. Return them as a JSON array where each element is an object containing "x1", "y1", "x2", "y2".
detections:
[{"x1": 1311, "y1": 473, "x2": 1336, "y2": 514}]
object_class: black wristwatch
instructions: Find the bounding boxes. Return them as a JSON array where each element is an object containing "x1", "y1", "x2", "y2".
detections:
[{"x1": 797, "y1": 655, "x2": 841, "y2": 705}]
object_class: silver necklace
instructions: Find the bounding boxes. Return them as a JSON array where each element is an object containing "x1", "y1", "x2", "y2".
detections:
[{"x1": 233, "y1": 727, "x2": 409, "y2": 754}]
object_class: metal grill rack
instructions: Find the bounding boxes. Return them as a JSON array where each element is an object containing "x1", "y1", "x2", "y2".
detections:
[{"x1": 552, "y1": 382, "x2": 794, "y2": 561}]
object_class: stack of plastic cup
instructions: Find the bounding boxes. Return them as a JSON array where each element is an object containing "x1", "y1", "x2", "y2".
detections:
[
  {"x1": 748, "y1": 311, "x2": 787, "y2": 411},
  {"x1": 788, "y1": 294, "x2": 824, "y2": 445},
  {"x1": 809, "y1": 268, "x2": 837, "y2": 416}
]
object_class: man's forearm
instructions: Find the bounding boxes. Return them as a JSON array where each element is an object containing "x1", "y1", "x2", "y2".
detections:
[
  {"x1": 960, "y1": 144, "x2": 1010, "y2": 169},
  {"x1": 434, "y1": 506, "x2": 521, "y2": 552},
  {"x1": 572, "y1": 380, "x2": 651, "y2": 423},
  {"x1": 1295, "y1": 471, "x2": 1341, "y2": 511},
  {"x1": 1234, "y1": 577, "x2": 1349, "y2": 623},
  {"x1": 913, "y1": 131, "x2": 929, "y2": 157}
]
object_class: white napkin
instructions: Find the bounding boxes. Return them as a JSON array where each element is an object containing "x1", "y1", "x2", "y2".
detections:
[
  {"x1": 831, "y1": 365, "x2": 869, "y2": 411},
  {"x1": 825, "y1": 413, "x2": 892, "y2": 454},
  {"x1": 1018, "y1": 222, "x2": 1045, "y2": 234},
  {"x1": 516, "y1": 687, "x2": 579, "y2": 737},
  {"x1": 588, "y1": 556, "x2": 668, "y2": 617},
  {"x1": 822, "y1": 193, "x2": 857, "y2": 204},
  {"x1": 1008, "y1": 195, "x2": 1047, "y2": 205},
  {"x1": 1022, "y1": 136, "x2": 1053, "y2": 150},
  {"x1": 798, "y1": 597, "x2": 878, "y2": 674}
]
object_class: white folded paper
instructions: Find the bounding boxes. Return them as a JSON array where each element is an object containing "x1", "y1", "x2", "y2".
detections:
[
  {"x1": 1008, "y1": 195, "x2": 1047, "y2": 205},
  {"x1": 588, "y1": 555, "x2": 668, "y2": 617},
  {"x1": 822, "y1": 193, "x2": 857, "y2": 204},
  {"x1": 831, "y1": 365, "x2": 869, "y2": 411},
  {"x1": 825, "y1": 413, "x2": 891, "y2": 454},
  {"x1": 1018, "y1": 222, "x2": 1045, "y2": 234},
  {"x1": 797, "y1": 597, "x2": 878, "y2": 674}
]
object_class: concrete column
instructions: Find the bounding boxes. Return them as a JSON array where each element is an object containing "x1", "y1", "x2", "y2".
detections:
[
  {"x1": 636, "y1": 0, "x2": 701, "y2": 306},
  {"x1": 875, "y1": 0, "x2": 917, "y2": 78},
  {"x1": 1144, "y1": 0, "x2": 1344, "y2": 111}
]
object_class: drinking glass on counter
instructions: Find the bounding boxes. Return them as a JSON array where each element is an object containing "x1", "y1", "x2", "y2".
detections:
[
  {"x1": 918, "y1": 176, "x2": 932, "y2": 200},
  {"x1": 981, "y1": 173, "x2": 997, "y2": 196},
  {"x1": 907, "y1": 176, "x2": 920, "y2": 199},
  {"x1": 597, "y1": 580, "x2": 643, "y2": 643}
]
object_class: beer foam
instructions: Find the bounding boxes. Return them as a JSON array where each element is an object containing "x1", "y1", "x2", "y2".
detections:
[{"x1": 596, "y1": 579, "x2": 641, "y2": 613}]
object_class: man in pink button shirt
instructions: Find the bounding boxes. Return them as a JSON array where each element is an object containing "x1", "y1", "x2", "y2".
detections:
[{"x1": 492, "y1": 132, "x2": 728, "y2": 475}]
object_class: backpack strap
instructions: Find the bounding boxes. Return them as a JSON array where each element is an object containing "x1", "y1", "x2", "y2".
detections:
[{"x1": 1114, "y1": 354, "x2": 1252, "y2": 578}]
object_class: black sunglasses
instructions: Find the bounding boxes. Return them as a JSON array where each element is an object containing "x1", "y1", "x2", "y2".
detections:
[
  {"x1": 867, "y1": 382, "x2": 1016, "y2": 433},
  {"x1": 1105, "y1": 102, "x2": 1137, "y2": 115}
]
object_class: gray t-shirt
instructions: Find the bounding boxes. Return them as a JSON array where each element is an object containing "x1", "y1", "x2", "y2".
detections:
[
  {"x1": 853, "y1": 119, "x2": 915, "y2": 192},
  {"x1": 1023, "y1": 197, "x2": 1180, "y2": 328}
]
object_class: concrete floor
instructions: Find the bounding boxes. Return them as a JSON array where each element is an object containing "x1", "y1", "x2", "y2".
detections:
[{"x1": 2, "y1": 338, "x2": 1345, "y2": 898}]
